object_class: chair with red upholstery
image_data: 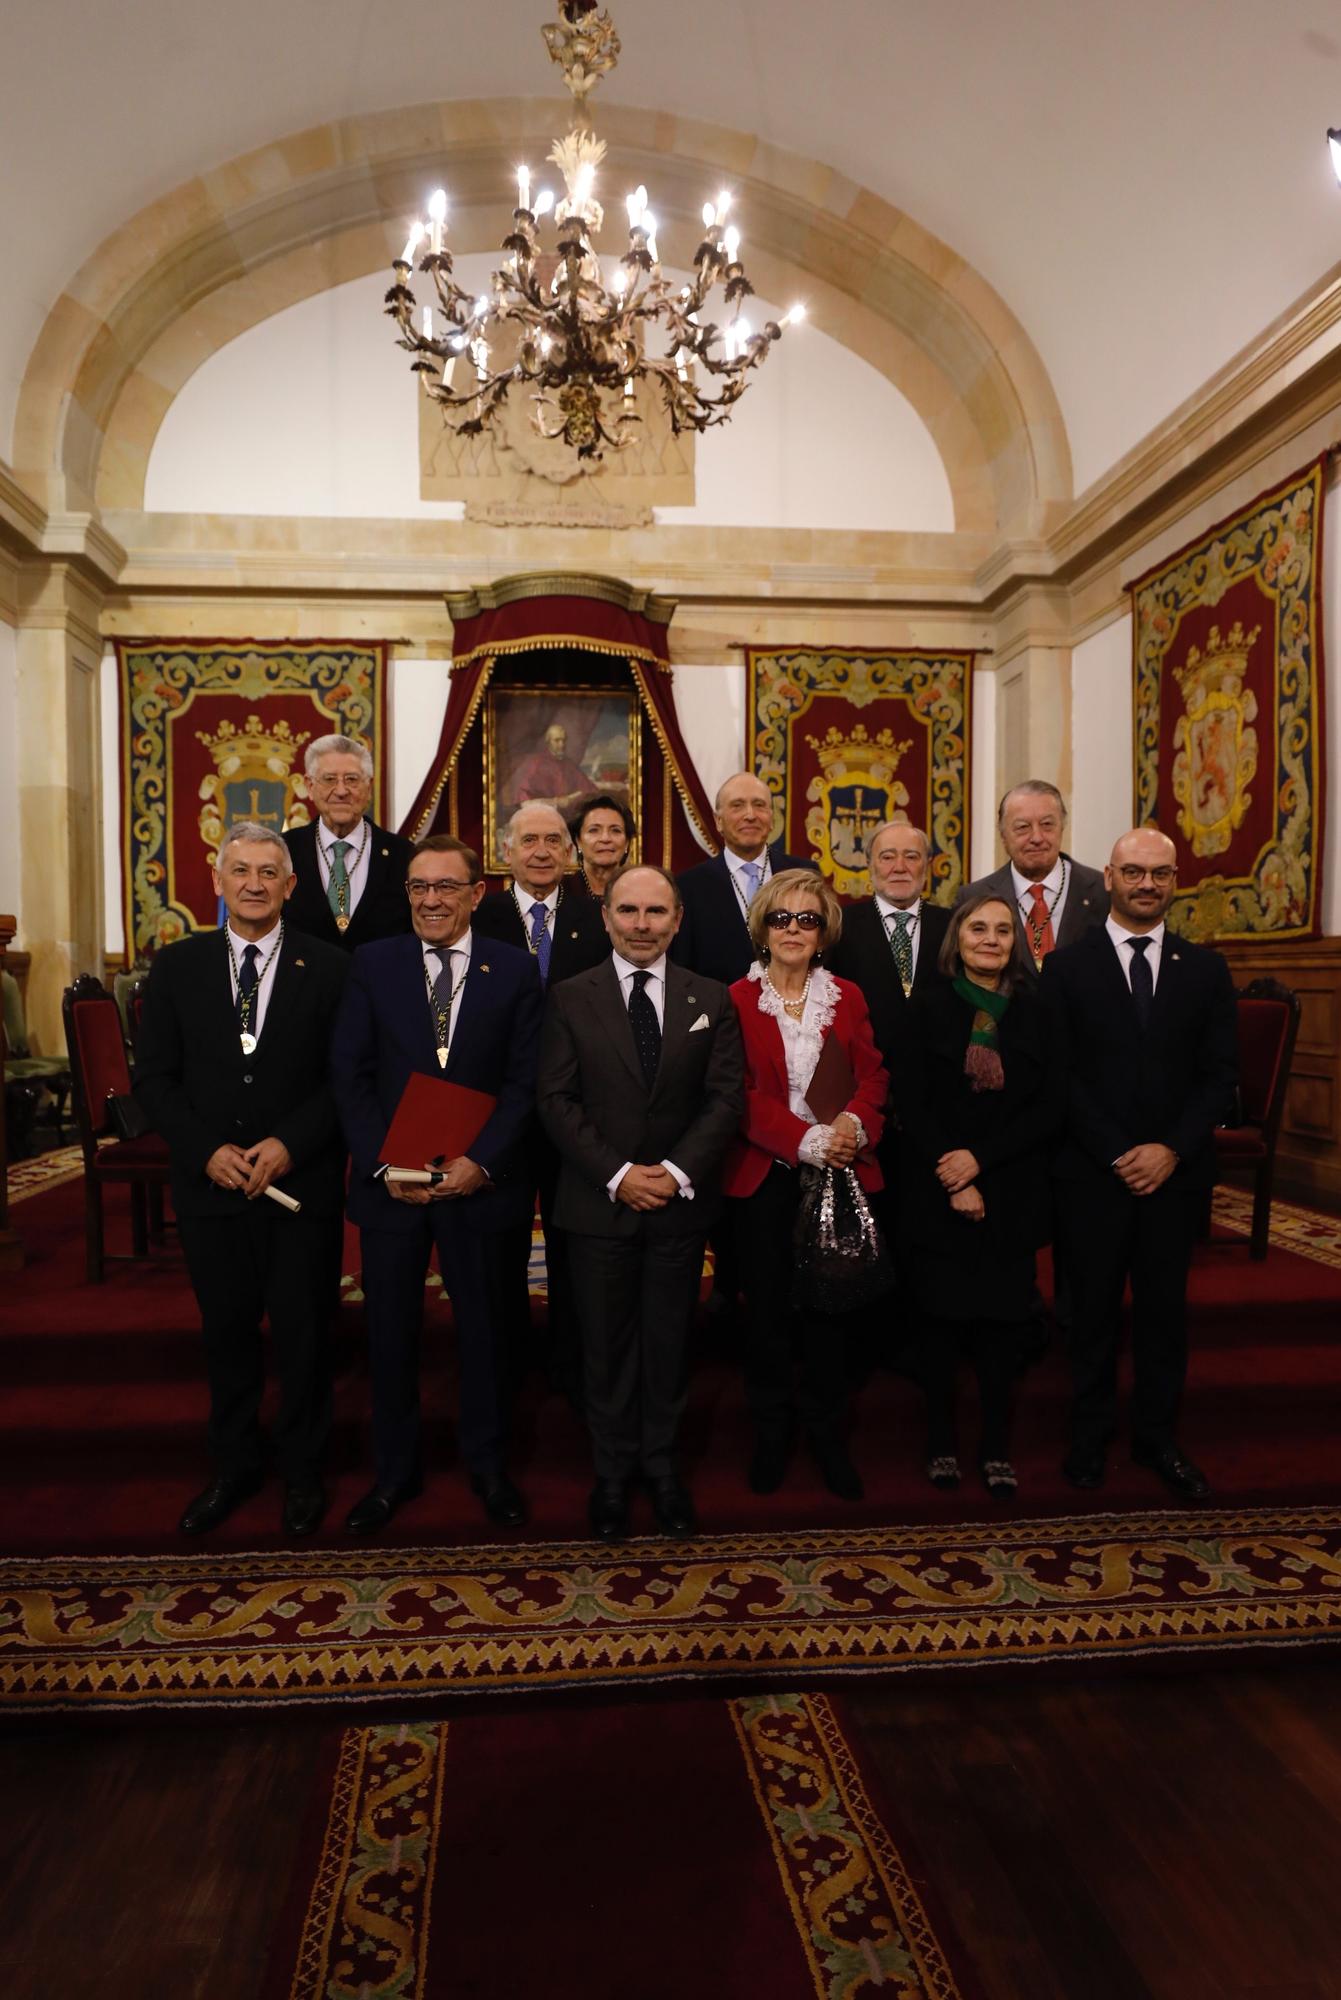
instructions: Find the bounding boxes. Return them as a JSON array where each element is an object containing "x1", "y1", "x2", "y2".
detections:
[
  {"x1": 62, "y1": 973, "x2": 172, "y2": 1282},
  {"x1": 1214, "y1": 976, "x2": 1301, "y2": 1260}
]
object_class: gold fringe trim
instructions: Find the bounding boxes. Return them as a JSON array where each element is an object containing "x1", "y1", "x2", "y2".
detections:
[
  {"x1": 629, "y1": 657, "x2": 716, "y2": 850},
  {"x1": 411, "y1": 656, "x2": 495, "y2": 839}
]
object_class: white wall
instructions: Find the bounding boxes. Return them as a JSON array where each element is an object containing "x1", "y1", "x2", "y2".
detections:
[
  {"x1": 1070, "y1": 613, "x2": 1134, "y2": 871},
  {"x1": 0, "y1": 620, "x2": 18, "y2": 927},
  {"x1": 389, "y1": 657, "x2": 451, "y2": 831},
  {"x1": 145, "y1": 263, "x2": 955, "y2": 534}
]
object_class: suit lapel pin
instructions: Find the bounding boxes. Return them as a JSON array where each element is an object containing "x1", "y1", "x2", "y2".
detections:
[
  {"x1": 380, "y1": 846, "x2": 389, "y2": 855},
  {"x1": 688, "y1": 995, "x2": 696, "y2": 1005},
  {"x1": 569, "y1": 930, "x2": 579, "y2": 940},
  {"x1": 295, "y1": 958, "x2": 305, "y2": 967},
  {"x1": 1170, "y1": 952, "x2": 1181, "y2": 962},
  {"x1": 480, "y1": 963, "x2": 490, "y2": 973}
]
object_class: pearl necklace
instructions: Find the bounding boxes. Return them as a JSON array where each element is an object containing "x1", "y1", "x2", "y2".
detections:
[{"x1": 767, "y1": 969, "x2": 812, "y2": 1020}]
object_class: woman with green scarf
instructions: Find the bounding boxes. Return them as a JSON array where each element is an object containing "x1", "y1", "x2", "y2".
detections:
[{"x1": 894, "y1": 893, "x2": 1063, "y2": 1496}]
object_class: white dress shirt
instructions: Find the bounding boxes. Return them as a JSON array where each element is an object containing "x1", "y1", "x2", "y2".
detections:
[
  {"x1": 1105, "y1": 913, "x2": 1166, "y2": 991},
  {"x1": 422, "y1": 927, "x2": 473, "y2": 1053},
  {"x1": 318, "y1": 815, "x2": 372, "y2": 917},
  {"x1": 875, "y1": 893, "x2": 922, "y2": 980},
  {"x1": 606, "y1": 950, "x2": 692, "y2": 1201},
  {"x1": 513, "y1": 883, "x2": 559, "y2": 945},
  {"x1": 1011, "y1": 858, "x2": 1069, "y2": 941},
  {"x1": 226, "y1": 918, "x2": 283, "y2": 1042}
]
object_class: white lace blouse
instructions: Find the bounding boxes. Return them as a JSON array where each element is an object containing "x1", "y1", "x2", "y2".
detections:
[{"x1": 748, "y1": 963, "x2": 866, "y2": 1166}]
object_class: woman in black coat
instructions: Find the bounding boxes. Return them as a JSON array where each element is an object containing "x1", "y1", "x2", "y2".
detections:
[{"x1": 895, "y1": 892, "x2": 1062, "y2": 1495}]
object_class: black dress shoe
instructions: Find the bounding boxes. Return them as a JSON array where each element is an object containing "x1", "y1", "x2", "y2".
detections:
[
  {"x1": 283, "y1": 1481, "x2": 326, "y2": 1536},
  {"x1": 748, "y1": 1436, "x2": 792, "y2": 1495},
  {"x1": 588, "y1": 1480, "x2": 629, "y2": 1541},
  {"x1": 346, "y1": 1479, "x2": 421, "y2": 1535},
  {"x1": 179, "y1": 1471, "x2": 262, "y2": 1535},
  {"x1": 1132, "y1": 1442, "x2": 1210, "y2": 1499},
  {"x1": 471, "y1": 1472, "x2": 527, "y2": 1527},
  {"x1": 814, "y1": 1444, "x2": 864, "y2": 1502},
  {"x1": 650, "y1": 1478, "x2": 698, "y2": 1537},
  {"x1": 1062, "y1": 1449, "x2": 1107, "y2": 1490}
]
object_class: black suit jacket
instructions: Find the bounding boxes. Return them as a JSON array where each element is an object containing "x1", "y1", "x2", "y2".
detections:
[
  {"x1": 1039, "y1": 924, "x2": 1237, "y2": 1190},
  {"x1": 537, "y1": 958, "x2": 745, "y2": 1238},
  {"x1": 285, "y1": 817, "x2": 415, "y2": 951},
  {"x1": 826, "y1": 898, "x2": 951, "y2": 1071},
  {"x1": 672, "y1": 843, "x2": 817, "y2": 985},
  {"x1": 959, "y1": 854, "x2": 1109, "y2": 979},
  {"x1": 133, "y1": 925, "x2": 349, "y2": 1218},
  {"x1": 472, "y1": 881, "x2": 610, "y2": 986}
]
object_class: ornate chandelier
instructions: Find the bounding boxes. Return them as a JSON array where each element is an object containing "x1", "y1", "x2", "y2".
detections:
[{"x1": 384, "y1": 0, "x2": 803, "y2": 460}]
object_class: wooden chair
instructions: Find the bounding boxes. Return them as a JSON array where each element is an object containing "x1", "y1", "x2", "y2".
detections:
[
  {"x1": 3, "y1": 966, "x2": 72, "y2": 1149},
  {"x1": 1214, "y1": 976, "x2": 1301, "y2": 1260},
  {"x1": 62, "y1": 973, "x2": 172, "y2": 1282}
]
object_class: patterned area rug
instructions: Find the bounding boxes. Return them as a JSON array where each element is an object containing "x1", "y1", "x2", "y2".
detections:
[
  {"x1": 7, "y1": 1143, "x2": 86, "y2": 1204},
  {"x1": 274, "y1": 1693, "x2": 976, "y2": 2000},
  {"x1": 5, "y1": 1505, "x2": 1339, "y2": 1714}
]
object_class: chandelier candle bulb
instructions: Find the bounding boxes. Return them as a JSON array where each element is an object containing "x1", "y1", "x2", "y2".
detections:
[
  {"x1": 400, "y1": 222, "x2": 424, "y2": 266},
  {"x1": 517, "y1": 163, "x2": 531, "y2": 209},
  {"x1": 723, "y1": 225, "x2": 740, "y2": 262},
  {"x1": 427, "y1": 188, "x2": 447, "y2": 255},
  {"x1": 421, "y1": 305, "x2": 432, "y2": 340}
]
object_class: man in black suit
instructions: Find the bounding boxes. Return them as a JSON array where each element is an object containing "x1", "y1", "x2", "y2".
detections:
[
  {"x1": 474, "y1": 801, "x2": 610, "y2": 1394},
  {"x1": 673, "y1": 770, "x2": 816, "y2": 985},
  {"x1": 1041, "y1": 827, "x2": 1237, "y2": 1499},
  {"x1": 285, "y1": 734, "x2": 415, "y2": 950},
  {"x1": 134, "y1": 822, "x2": 349, "y2": 1536},
  {"x1": 538, "y1": 865, "x2": 745, "y2": 1540},
  {"x1": 959, "y1": 780, "x2": 1108, "y2": 977},
  {"x1": 331, "y1": 835, "x2": 543, "y2": 1532}
]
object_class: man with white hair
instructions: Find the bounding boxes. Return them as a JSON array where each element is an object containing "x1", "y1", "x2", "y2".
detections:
[
  {"x1": 958, "y1": 779, "x2": 1108, "y2": 978},
  {"x1": 135, "y1": 822, "x2": 349, "y2": 1537},
  {"x1": 673, "y1": 771, "x2": 815, "y2": 986},
  {"x1": 285, "y1": 733, "x2": 415, "y2": 950}
]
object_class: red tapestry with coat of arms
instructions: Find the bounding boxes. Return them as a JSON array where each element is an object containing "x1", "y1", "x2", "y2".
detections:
[
  {"x1": 745, "y1": 648, "x2": 973, "y2": 903},
  {"x1": 1131, "y1": 459, "x2": 1327, "y2": 942},
  {"x1": 117, "y1": 641, "x2": 388, "y2": 959}
]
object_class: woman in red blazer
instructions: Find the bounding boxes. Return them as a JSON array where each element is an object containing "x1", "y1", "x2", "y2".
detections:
[{"x1": 723, "y1": 869, "x2": 889, "y2": 1500}]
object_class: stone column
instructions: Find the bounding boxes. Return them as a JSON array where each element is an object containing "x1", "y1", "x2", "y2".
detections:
[
  {"x1": 14, "y1": 561, "x2": 105, "y2": 1054},
  {"x1": 989, "y1": 583, "x2": 1073, "y2": 859}
]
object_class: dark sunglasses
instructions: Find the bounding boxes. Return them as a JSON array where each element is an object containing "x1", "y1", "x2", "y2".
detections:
[{"x1": 764, "y1": 909, "x2": 823, "y2": 932}]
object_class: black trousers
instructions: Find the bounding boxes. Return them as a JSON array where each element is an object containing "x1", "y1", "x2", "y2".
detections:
[
  {"x1": 733, "y1": 1165, "x2": 850, "y2": 1448},
  {"x1": 359, "y1": 1210, "x2": 508, "y2": 1491},
  {"x1": 1061, "y1": 1174, "x2": 1202, "y2": 1457},
  {"x1": 917, "y1": 1318, "x2": 1022, "y2": 1459},
  {"x1": 499, "y1": 1139, "x2": 581, "y2": 1395},
  {"x1": 178, "y1": 1206, "x2": 342, "y2": 1481},
  {"x1": 567, "y1": 1226, "x2": 706, "y2": 1482}
]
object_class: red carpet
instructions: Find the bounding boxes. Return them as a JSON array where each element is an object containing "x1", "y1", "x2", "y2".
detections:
[
  {"x1": 2, "y1": 1172, "x2": 1341, "y2": 1556},
  {"x1": 259, "y1": 1692, "x2": 983, "y2": 2000}
]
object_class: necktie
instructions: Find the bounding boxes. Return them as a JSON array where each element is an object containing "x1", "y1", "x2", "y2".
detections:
[
  {"x1": 432, "y1": 947, "x2": 459, "y2": 1012},
  {"x1": 1128, "y1": 935, "x2": 1153, "y2": 1029},
  {"x1": 628, "y1": 968, "x2": 662, "y2": 1089},
  {"x1": 235, "y1": 943, "x2": 260, "y2": 1028},
  {"x1": 327, "y1": 838, "x2": 351, "y2": 918},
  {"x1": 528, "y1": 899, "x2": 552, "y2": 983},
  {"x1": 888, "y1": 908, "x2": 914, "y2": 991},
  {"x1": 1026, "y1": 882, "x2": 1056, "y2": 962},
  {"x1": 739, "y1": 859, "x2": 762, "y2": 908}
]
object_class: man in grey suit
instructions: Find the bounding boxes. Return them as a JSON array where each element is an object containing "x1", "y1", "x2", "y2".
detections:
[
  {"x1": 959, "y1": 780, "x2": 1108, "y2": 976},
  {"x1": 537, "y1": 864, "x2": 745, "y2": 1541}
]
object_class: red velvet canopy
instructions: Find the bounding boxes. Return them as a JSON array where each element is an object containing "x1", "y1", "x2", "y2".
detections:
[{"x1": 400, "y1": 573, "x2": 717, "y2": 870}]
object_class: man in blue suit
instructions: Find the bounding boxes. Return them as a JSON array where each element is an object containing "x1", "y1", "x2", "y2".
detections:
[
  {"x1": 332, "y1": 834, "x2": 543, "y2": 1532},
  {"x1": 672, "y1": 771, "x2": 816, "y2": 986}
]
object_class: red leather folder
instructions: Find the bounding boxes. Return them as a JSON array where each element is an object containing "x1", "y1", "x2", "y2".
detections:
[
  {"x1": 805, "y1": 1032, "x2": 857, "y2": 1126},
  {"x1": 378, "y1": 1072, "x2": 498, "y2": 1169}
]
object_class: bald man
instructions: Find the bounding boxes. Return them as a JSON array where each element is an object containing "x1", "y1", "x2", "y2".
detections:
[
  {"x1": 672, "y1": 771, "x2": 816, "y2": 986},
  {"x1": 1040, "y1": 829, "x2": 1237, "y2": 1499}
]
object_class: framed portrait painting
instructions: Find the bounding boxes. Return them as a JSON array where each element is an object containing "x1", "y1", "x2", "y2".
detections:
[{"x1": 483, "y1": 685, "x2": 641, "y2": 871}]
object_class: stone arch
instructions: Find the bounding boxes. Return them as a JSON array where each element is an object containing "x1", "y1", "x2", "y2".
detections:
[{"x1": 14, "y1": 102, "x2": 1072, "y2": 534}]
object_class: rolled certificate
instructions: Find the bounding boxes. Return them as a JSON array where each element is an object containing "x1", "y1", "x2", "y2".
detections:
[
  {"x1": 264, "y1": 1185, "x2": 302, "y2": 1212},
  {"x1": 384, "y1": 1166, "x2": 444, "y2": 1186}
]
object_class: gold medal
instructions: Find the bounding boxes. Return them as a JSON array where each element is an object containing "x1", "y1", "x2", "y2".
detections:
[
  {"x1": 335, "y1": 914, "x2": 350, "y2": 932},
  {"x1": 437, "y1": 1046, "x2": 449, "y2": 1069},
  {"x1": 240, "y1": 1031, "x2": 258, "y2": 1055},
  {"x1": 1033, "y1": 953, "x2": 1043, "y2": 970}
]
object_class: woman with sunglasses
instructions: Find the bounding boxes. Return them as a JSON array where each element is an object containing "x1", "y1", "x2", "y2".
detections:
[
  {"x1": 721, "y1": 868, "x2": 889, "y2": 1500},
  {"x1": 894, "y1": 893, "x2": 1063, "y2": 1497}
]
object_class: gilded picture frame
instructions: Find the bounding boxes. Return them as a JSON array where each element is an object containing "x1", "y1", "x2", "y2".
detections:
[{"x1": 483, "y1": 684, "x2": 641, "y2": 872}]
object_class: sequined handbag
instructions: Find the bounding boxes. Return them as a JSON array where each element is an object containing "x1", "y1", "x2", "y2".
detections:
[{"x1": 792, "y1": 1163, "x2": 895, "y2": 1312}]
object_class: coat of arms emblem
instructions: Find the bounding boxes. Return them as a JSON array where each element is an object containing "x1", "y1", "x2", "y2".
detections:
[
  {"x1": 195, "y1": 715, "x2": 311, "y2": 865},
  {"x1": 803, "y1": 724, "x2": 913, "y2": 895},
  {"x1": 1170, "y1": 622, "x2": 1260, "y2": 859}
]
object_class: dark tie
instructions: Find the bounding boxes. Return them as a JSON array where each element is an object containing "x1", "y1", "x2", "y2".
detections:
[
  {"x1": 327, "y1": 839, "x2": 351, "y2": 918},
  {"x1": 432, "y1": 947, "x2": 459, "y2": 1011},
  {"x1": 528, "y1": 900, "x2": 552, "y2": 983},
  {"x1": 1128, "y1": 936, "x2": 1153, "y2": 1029},
  {"x1": 235, "y1": 942, "x2": 260, "y2": 1027},
  {"x1": 888, "y1": 909, "x2": 914, "y2": 990},
  {"x1": 628, "y1": 968, "x2": 662, "y2": 1089}
]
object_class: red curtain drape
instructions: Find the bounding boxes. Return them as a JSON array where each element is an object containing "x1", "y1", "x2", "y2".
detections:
[{"x1": 398, "y1": 579, "x2": 718, "y2": 855}]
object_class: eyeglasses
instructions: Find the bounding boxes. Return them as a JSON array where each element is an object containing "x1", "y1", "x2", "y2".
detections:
[
  {"x1": 764, "y1": 909, "x2": 824, "y2": 932},
  {"x1": 310, "y1": 772, "x2": 370, "y2": 791},
  {"x1": 406, "y1": 878, "x2": 475, "y2": 899},
  {"x1": 1115, "y1": 865, "x2": 1176, "y2": 885}
]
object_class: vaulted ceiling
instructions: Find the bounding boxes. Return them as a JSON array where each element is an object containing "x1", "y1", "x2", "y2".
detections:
[{"x1": 5, "y1": 0, "x2": 1341, "y2": 493}]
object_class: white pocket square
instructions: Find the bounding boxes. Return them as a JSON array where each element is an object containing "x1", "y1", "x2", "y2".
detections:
[{"x1": 689, "y1": 1013, "x2": 710, "y2": 1032}]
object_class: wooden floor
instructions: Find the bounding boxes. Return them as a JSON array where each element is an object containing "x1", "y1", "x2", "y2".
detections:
[{"x1": 6, "y1": 1662, "x2": 1341, "y2": 1998}]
